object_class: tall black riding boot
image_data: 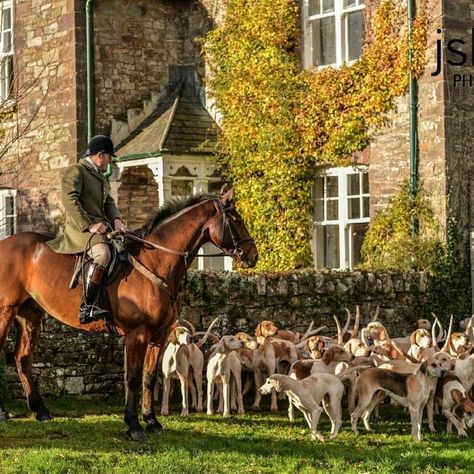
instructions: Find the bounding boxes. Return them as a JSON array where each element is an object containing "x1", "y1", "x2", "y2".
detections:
[{"x1": 79, "y1": 264, "x2": 110, "y2": 324}]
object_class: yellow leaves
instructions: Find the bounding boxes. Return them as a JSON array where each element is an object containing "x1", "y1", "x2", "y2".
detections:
[{"x1": 204, "y1": 0, "x2": 429, "y2": 271}]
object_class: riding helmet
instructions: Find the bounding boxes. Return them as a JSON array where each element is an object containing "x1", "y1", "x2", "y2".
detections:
[{"x1": 84, "y1": 135, "x2": 117, "y2": 157}]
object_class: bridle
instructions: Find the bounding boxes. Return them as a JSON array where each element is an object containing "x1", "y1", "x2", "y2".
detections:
[{"x1": 213, "y1": 193, "x2": 255, "y2": 263}]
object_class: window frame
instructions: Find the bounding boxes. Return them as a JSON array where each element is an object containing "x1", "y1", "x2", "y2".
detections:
[
  {"x1": 302, "y1": 0, "x2": 365, "y2": 69},
  {"x1": 0, "y1": 0, "x2": 14, "y2": 102},
  {"x1": 312, "y1": 166, "x2": 369, "y2": 270},
  {"x1": 0, "y1": 188, "x2": 17, "y2": 239}
]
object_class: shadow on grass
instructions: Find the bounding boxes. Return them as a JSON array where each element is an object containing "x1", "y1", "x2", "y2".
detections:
[{"x1": 0, "y1": 407, "x2": 473, "y2": 471}]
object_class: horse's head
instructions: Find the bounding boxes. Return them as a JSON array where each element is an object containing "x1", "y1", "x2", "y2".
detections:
[{"x1": 208, "y1": 187, "x2": 258, "y2": 269}]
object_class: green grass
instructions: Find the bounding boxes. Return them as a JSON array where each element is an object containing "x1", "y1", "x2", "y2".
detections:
[{"x1": 0, "y1": 396, "x2": 473, "y2": 474}]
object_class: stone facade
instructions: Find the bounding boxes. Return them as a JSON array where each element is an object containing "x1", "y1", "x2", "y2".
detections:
[
  {"x1": 0, "y1": 0, "x2": 82, "y2": 234},
  {"x1": 369, "y1": 0, "x2": 474, "y2": 260},
  {"x1": 5, "y1": 270, "x2": 437, "y2": 396},
  {"x1": 0, "y1": 0, "x2": 217, "y2": 233},
  {"x1": 369, "y1": 0, "x2": 446, "y2": 225}
]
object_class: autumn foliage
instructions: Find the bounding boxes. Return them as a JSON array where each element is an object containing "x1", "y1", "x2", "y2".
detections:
[{"x1": 204, "y1": 0, "x2": 428, "y2": 270}]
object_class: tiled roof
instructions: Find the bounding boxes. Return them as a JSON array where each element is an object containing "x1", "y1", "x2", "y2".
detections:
[{"x1": 116, "y1": 84, "x2": 218, "y2": 159}]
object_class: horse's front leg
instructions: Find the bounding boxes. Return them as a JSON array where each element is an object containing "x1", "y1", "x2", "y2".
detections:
[
  {"x1": 142, "y1": 343, "x2": 163, "y2": 434},
  {"x1": 124, "y1": 327, "x2": 150, "y2": 441}
]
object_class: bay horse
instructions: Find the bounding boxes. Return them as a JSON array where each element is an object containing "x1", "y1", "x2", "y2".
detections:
[{"x1": 0, "y1": 188, "x2": 257, "y2": 441}]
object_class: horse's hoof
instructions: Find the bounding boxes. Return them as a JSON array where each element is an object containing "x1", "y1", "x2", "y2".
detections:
[
  {"x1": 36, "y1": 412, "x2": 53, "y2": 422},
  {"x1": 146, "y1": 422, "x2": 164, "y2": 435},
  {"x1": 127, "y1": 429, "x2": 147, "y2": 442},
  {"x1": 0, "y1": 412, "x2": 9, "y2": 423}
]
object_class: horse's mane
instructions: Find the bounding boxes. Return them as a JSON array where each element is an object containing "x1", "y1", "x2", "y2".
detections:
[{"x1": 133, "y1": 193, "x2": 215, "y2": 238}]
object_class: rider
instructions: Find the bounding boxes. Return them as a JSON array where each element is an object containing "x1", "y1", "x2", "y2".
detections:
[{"x1": 47, "y1": 135, "x2": 127, "y2": 324}]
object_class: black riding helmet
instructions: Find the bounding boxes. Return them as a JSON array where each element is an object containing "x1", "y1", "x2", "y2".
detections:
[{"x1": 84, "y1": 135, "x2": 117, "y2": 157}]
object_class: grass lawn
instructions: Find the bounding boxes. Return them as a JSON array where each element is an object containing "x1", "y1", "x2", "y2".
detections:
[{"x1": 0, "y1": 395, "x2": 473, "y2": 474}]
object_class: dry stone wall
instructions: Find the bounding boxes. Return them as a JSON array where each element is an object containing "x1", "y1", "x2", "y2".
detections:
[{"x1": 5, "y1": 270, "x2": 437, "y2": 397}]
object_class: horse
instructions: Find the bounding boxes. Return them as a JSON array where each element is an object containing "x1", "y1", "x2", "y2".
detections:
[{"x1": 0, "y1": 187, "x2": 258, "y2": 441}]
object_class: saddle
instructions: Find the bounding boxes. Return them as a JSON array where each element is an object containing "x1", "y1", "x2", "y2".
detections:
[{"x1": 69, "y1": 236, "x2": 129, "y2": 290}]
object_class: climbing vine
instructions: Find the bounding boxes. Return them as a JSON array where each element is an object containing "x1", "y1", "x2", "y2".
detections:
[
  {"x1": 359, "y1": 182, "x2": 442, "y2": 272},
  {"x1": 204, "y1": 0, "x2": 428, "y2": 270}
]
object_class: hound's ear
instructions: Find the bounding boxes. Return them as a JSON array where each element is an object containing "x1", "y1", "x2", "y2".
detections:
[
  {"x1": 271, "y1": 377, "x2": 286, "y2": 393},
  {"x1": 410, "y1": 331, "x2": 417, "y2": 346},
  {"x1": 322, "y1": 348, "x2": 333, "y2": 365},
  {"x1": 168, "y1": 329, "x2": 178, "y2": 345},
  {"x1": 451, "y1": 389, "x2": 464, "y2": 407},
  {"x1": 419, "y1": 361, "x2": 428, "y2": 374},
  {"x1": 255, "y1": 322, "x2": 263, "y2": 338},
  {"x1": 220, "y1": 186, "x2": 234, "y2": 205},
  {"x1": 304, "y1": 340, "x2": 310, "y2": 353}
]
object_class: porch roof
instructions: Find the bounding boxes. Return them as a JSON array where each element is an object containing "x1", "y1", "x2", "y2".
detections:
[{"x1": 116, "y1": 84, "x2": 218, "y2": 161}]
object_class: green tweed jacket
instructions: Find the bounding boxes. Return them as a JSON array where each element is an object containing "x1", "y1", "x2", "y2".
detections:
[{"x1": 47, "y1": 159, "x2": 121, "y2": 254}]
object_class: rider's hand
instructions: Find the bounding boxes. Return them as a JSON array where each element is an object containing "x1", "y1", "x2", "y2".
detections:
[
  {"x1": 114, "y1": 218, "x2": 127, "y2": 233},
  {"x1": 89, "y1": 222, "x2": 108, "y2": 234}
]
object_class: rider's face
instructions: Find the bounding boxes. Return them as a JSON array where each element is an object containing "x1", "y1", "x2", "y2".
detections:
[{"x1": 93, "y1": 152, "x2": 112, "y2": 172}]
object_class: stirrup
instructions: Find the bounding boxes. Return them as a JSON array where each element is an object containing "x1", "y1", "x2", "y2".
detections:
[{"x1": 79, "y1": 303, "x2": 110, "y2": 324}]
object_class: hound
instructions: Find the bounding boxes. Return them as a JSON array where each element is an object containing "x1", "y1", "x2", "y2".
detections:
[
  {"x1": 407, "y1": 328, "x2": 435, "y2": 362},
  {"x1": 351, "y1": 358, "x2": 445, "y2": 442},
  {"x1": 252, "y1": 320, "x2": 298, "y2": 411},
  {"x1": 161, "y1": 317, "x2": 219, "y2": 416},
  {"x1": 302, "y1": 335, "x2": 326, "y2": 360},
  {"x1": 287, "y1": 346, "x2": 355, "y2": 419},
  {"x1": 207, "y1": 335, "x2": 245, "y2": 417},
  {"x1": 362, "y1": 321, "x2": 411, "y2": 355},
  {"x1": 259, "y1": 373, "x2": 344, "y2": 442},
  {"x1": 435, "y1": 374, "x2": 474, "y2": 436}
]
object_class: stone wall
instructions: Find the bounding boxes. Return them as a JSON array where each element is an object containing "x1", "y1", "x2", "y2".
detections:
[{"x1": 4, "y1": 270, "x2": 440, "y2": 397}]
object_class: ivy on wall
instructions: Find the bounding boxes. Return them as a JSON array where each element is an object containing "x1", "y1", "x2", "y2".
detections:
[
  {"x1": 204, "y1": 0, "x2": 428, "y2": 270},
  {"x1": 360, "y1": 181, "x2": 472, "y2": 320},
  {"x1": 360, "y1": 182, "x2": 441, "y2": 272}
]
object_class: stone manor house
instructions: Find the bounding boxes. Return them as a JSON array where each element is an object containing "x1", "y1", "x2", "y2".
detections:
[{"x1": 0, "y1": 0, "x2": 473, "y2": 277}]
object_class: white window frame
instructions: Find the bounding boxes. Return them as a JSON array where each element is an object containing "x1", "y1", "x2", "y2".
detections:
[
  {"x1": 313, "y1": 166, "x2": 369, "y2": 269},
  {"x1": 302, "y1": 0, "x2": 365, "y2": 69},
  {"x1": 0, "y1": 0, "x2": 14, "y2": 102},
  {"x1": 0, "y1": 188, "x2": 16, "y2": 239}
]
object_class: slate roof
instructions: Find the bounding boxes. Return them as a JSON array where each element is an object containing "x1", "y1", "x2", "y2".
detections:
[{"x1": 116, "y1": 83, "x2": 219, "y2": 159}]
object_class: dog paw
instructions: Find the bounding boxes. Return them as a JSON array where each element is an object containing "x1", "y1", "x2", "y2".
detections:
[{"x1": 160, "y1": 409, "x2": 169, "y2": 416}]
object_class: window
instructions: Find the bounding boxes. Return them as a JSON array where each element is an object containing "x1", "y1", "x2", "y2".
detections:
[
  {"x1": 0, "y1": 1, "x2": 13, "y2": 101},
  {"x1": 0, "y1": 188, "x2": 16, "y2": 239},
  {"x1": 302, "y1": 0, "x2": 365, "y2": 68},
  {"x1": 313, "y1": 167, "x2": 369, "y2": 269}
]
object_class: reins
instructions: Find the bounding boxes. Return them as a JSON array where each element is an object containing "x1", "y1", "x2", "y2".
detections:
[{"x1": 122, "y1": 232, "x2": 228, "y2": 258}]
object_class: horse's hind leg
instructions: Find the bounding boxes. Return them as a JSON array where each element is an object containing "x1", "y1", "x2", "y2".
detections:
[
  {"x1": 0, "y1": 304, "x2": 18, "y2": 422},
  {"x1": 14, "y1": 316, "x2": 52, "y2": 421}
]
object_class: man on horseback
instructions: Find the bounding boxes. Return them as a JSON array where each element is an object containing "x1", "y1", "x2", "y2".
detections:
[{"x1": 47, "y1": 135, "x2": 127, "y2": 324}]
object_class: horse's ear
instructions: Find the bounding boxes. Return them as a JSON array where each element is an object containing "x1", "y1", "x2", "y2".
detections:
[
  {"x1": 220, "y1": 186, "x2": 234, "y2": 205},
  {"x1": 220, "y1": 183, "x2": 232, "y2": 194}
]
